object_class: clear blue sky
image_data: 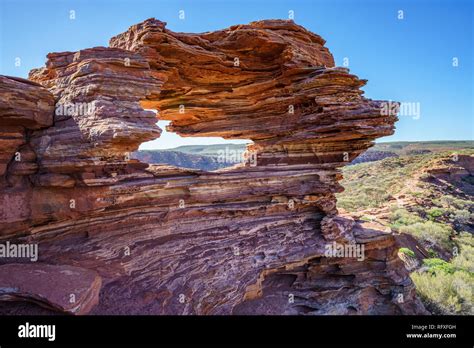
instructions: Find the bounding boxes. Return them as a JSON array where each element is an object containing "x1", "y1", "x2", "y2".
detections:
[{"x1": 1, "y1": 0, "x2": 472, "y2": 148}]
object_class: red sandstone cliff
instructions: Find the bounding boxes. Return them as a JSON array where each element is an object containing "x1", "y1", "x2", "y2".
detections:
[{"x1": 0, "y1": 19, "x2": 426, "y2": 315}]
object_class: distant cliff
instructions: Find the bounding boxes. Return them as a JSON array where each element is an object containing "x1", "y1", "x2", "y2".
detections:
[
  {"x1": 134, "y1": 141, "x2": 473, "y2": 170},
  {"x1": 132, "y1": 150, "x2": 225, "y2": 171}
]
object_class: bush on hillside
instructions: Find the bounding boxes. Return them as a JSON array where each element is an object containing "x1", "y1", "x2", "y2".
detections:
[
  {"x1": 412, "y1": 270, "x2": 473, "y2": 315},
  {"x1": 399, "y1": 221, "x2": 453, "y2": 251},
  {"x1": 412, "y1": 239, "x2": 473, "y2": 315}
]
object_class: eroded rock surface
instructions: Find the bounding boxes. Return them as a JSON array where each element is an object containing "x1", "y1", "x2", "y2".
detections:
[
  {"x1": 0, "y1": 18, "x2": 426, "y2": 315},
  {"x1": 0, "y1": 263, "x2": 101, "y2": 314},
  {"x1": 0, "y1": 76, "x2": 54, "y2": 178}
]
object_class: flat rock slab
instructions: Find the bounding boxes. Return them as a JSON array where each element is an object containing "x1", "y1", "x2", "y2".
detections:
[{"x1": 0, "y1": 263, "x2": 101, "y2": 315}]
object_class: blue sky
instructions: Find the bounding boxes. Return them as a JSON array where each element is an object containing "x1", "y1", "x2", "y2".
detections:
[{"x1": 1, "y1": 0, "x2": 472, "y2": 149}]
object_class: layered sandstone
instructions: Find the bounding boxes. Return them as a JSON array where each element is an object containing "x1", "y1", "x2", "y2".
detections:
[
  {"x1": 0, "y1": 76, "x2": 54, "y2": 178},
  {"x1": 0, "y1": 18, "x2": 426, "y2": 315}
]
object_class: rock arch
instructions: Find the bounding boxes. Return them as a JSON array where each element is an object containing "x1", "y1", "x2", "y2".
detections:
[{"x1": 0, "y1": 19, "x2": 426, "y2": 315}]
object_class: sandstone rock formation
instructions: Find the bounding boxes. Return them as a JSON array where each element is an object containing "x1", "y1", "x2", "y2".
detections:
[
  {"x1": 0, "y1": 76, "x2": 54, "y2": 179},
  {"x1": 0, "y1": 18, "x2": 426, "y2": 314},
  {"x1": 0, "y1": 263, "x2": 101, "y2": 315}
]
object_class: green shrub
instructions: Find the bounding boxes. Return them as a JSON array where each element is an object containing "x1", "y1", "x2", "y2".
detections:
[
  {"x1": 451, "y1": 245, "x2": 474, "y2": 273},
  {"x1": 437, "y1": 196, "x2": 471, "y2": 210},
  {"x1": 427, "y1": 207, "x2": 445, "y2": 220},
  {"x1": 423, "y1": 258, "x2": 456, "y2": 274},
  {"x1": 399, "y1": 247, "x2": 416, "y2": 258},
  {"x1": 399, "y1": 221, "x2": 454, "y2": 251},
  {"x1": 453, "y1": 210, "x2": 473, "y2": 225},
  {"x1": 454, "y1": 232, "x2": 474, "y2": 248},
  {"x1": 412, "y1": 270, "x2": 473, "y2": 315},
  {"x1": 412, "y1": 242, "x2": 474, "y2": 315},
  {"x1": 389, "y1": 209, "x2": 424, "y2": 231}
]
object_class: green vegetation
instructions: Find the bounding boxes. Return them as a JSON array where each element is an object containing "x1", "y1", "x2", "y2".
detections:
[
  {"x1": 411, "y1": 238, "x2": 474, "y2": 315},
  {"x1": 434, "y1": 196, "x2": 472, "y2": 210},
  {"x1": 338, "y1": 155, "x2": 433, "y2": 210},
  {"x1": 338, "y1": 147, "x2": 474, "y2": 211},
  {"x1": 389, "y1": 209, "x2": 424, "y2": 230},
  {"x1": 411, "y1": 270, "x2": 473, "y2": 315},
  {"x1": 454, "y1": 232, "x2": 474, "y2": 248},
  {"x1": 399, "y1": 221, "x2": 454, "y2": 251},
  {"x1": 451, "y1": 244, "x2": 474, "y2": 273},
  {"x1": 426, "y1": 207, "x2": 445, "y2": 220},
  {"x1": 373, "y1": 140, "x2": 474, "y2": 155},
  {"x1": 422, "y1": 258, "x2": 456, "y2": 274},
  {"x1": 337, "y1": 145, "x2": 474, "y2": 315},
  {"x1": 399, "y1": 247, "x2": 416, "y2": 258}
]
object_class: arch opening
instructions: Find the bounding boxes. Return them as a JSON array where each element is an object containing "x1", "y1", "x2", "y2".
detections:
[{"x1": 133, "y1": 113, "x2": 253, "y2": 171}]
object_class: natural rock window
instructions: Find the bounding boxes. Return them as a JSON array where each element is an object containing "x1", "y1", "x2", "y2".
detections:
[
  {"x1": 0, "y1": 18, "x2": 427, "y2": 315},
  {"x1": 134, "y1": 119, "x2": 253, "y2": 171}
]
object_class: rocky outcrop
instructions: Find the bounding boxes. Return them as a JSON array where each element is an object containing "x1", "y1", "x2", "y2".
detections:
[
  {"x1": 351, "y1": 150, "x2": 398, "y2": 165},
  {"x1": 424, "y1": 155, "x2": 474, "y2": 181},
  {"x1": 0, "y1": 76, "x2": 54, "y2": 178},
  {"x1": 0, "y1": 18, "x2": 426, "y2": 315}
]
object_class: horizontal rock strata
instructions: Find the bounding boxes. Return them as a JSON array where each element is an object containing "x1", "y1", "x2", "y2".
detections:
[
  {"x1": 0, "y1": 76, "x2": 54, "y2": 179},
  {"x1": 0, "y1": 18, "x2": 425, "y2": 314}
]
